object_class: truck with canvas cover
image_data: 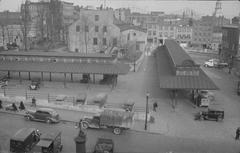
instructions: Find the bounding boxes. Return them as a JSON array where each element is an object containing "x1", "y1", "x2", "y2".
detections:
[
  {"x1": 10, "y1": 128, "x2": 41, "y2": 153},
  {"x1": 31, "y1": 131, "x2": 63, "y2": 153},
  {"x1": 80, "y1": 109, "x2": 134, "y2": 135}
]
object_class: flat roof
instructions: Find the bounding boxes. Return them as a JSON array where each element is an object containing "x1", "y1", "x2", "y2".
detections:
[
  {"x1": 155, "y1": 46, "x2": 218, "y2": 90},
  {"x1": 0, "y1": 61, "x2": 129, "y2": 74},
  {"x1": 12, "y1": 128, "x2": 36, "y2": 141},
  {"x1": 0, "y1": 51, "x2": 113, "y2": 58}
]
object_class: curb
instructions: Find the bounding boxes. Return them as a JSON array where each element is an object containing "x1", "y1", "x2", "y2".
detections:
[{"x1": 0, "y1": 109, "x2": 165, "y2": 135}]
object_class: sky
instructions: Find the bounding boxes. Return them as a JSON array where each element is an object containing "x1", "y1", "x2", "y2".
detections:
[{"x1": 0, "y1": 0, "x2": 239, "y2": 19}]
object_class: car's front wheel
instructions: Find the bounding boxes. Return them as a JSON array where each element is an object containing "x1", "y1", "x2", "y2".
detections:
[{"x1": 25, "y1": 116, "x2": 31, "y2": 121}]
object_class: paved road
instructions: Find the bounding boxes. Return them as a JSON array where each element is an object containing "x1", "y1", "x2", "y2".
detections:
[{"x1": 0, "y1": 113, "x2": 239, "y2": 153}]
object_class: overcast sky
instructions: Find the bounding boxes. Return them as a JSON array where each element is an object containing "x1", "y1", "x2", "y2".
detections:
[{"x1": 0, "y1": 0, "x2": 239, "y2": 19}]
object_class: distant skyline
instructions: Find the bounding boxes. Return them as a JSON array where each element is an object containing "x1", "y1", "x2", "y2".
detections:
[{"x1": 0, "y1": 0, "x2": 239, "y2": 19}]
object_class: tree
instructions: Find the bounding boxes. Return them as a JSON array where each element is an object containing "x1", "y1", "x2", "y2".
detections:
[{"x1": 20, "y1": 0, "x2": 31, "y2": 51}]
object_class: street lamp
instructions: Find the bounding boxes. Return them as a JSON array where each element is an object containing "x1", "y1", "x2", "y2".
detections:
[{"x1": 145, "y1": 91, "x2": 150, "y2": 130}]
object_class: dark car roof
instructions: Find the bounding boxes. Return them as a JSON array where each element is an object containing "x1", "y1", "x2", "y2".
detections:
[{"x1": 11, "y1": 128, "x2": 36, "y2": 141}]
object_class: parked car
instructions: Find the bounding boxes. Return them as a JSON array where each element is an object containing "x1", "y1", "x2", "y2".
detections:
[
  {"x1": 29, "y1": 78, "x2": 41, "y2": 90},
  {"x1": 195, "y1": 109, "x2": 224, "y2": 121},
  {"x1": 93, "y1": 138, "x2": 114, "y2": 153},
  {"x1": 80, "y1": 74, "x2": 90, "y2": 83},
  {"x1": 24, "y1": 108, "x2": 60, "y2": 124},
  {"x1": 199, "y1": 90, "x2": 215, "y2": 101},
  {"x1": 203, "y1": 59, "x2": 219, "y2": 67},
  {"x1": 32, "y1": 131, "x2": 63, "y2": 153},
  {"x1": 203, "y1": 59, "x2": 228, "y2": 68},
  {"x1": 10, "y1": 128, "x2": 41, "y2": 153},
  {"x1": 0, "y1": 79, "x2": 8, "y2": 89}
]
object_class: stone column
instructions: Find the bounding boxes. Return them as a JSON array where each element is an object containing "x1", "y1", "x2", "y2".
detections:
[{"x1": 74, "y1": 130, "x2": 86, "y2": 153}]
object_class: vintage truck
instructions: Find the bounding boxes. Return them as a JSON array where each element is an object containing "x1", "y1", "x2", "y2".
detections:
[
  {"x1": 10, "y1": 128, "x2": 41, "y2": 153},
  {"x1": 78, "y1": 109, "x2": 134, "y2": 135}
]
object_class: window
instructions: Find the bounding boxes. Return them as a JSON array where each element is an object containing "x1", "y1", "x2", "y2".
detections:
[
  {"x1": 95, "y1": 26, "x2": 99, "y2": 32},
  {"x1": 93, "y1": 38, "x2": 98, "y2": 45},
  {"x1": 103, "y1": 26, "x2": 107, "y2": 32},
  {"x1": 153, "y1": 31, "x2": 156, "y2": 36},
  {"x1": 148, "y1": 31, "x2": 152, "y2": 36},
  {"x1": 76, "y1": 25, "x2": 80, "y2": 32},
  {"x1": 75, "y1": 48, "x2": 79, "y2": 52},
  {"x1": 95, "y1": 15, "x2": 99, "y2": 21},
  {"x1": 103, "y1": 38, "x2": 107, "y2": 45},
  {"x1": 85, "y1": 26, "x2": 89, "y2": 32},
  {"x1": 133, "y1": 32, "x2": 136, "y2": 36},
  {"x1": 159, "y1": 32, "x2": 162, "y2": 37}
]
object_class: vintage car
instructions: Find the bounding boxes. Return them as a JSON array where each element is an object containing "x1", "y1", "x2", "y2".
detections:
[
  {"x1": 195, "y1": 109, "x2": 224, "y2": 121},
  {"x1": 24, "y1": 108, "x2": 60, "y2": 124},
  {"x1": 10, "y1": 128, "x2": 41, "y2": 153},
  {"x1": 32, "y1": 131, "x2": 63, "y2": 153},
  {"x1": 93, "y1": 138, "x2": 114, "y2": 153},
  {"x1": 29, "y1": 79, "x2": 41, "y2": 90}
]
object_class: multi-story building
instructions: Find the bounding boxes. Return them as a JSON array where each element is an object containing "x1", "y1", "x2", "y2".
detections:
[
  {"x1": 114, "y1": 8, "x2": 131, "y2": 23},
  {"x1": 192, "y1": 16, "x2": 214, "y2": 48},
  {"x1": 117, "y1": 24, "x2": 147, "y2": 52},
  {"x1": 20, "y1": 0, "x2": 78, "y2": 44},
  {"x1": 21, "y1": 1, "x2": 50, "y2": 40},
  {"x1": 192, "y1": 15, "x2": 230, "y2": 49},
  {"x1": 127, "y1": 12, "x2": 151, "y2": 28},
  {"x1": 221, "y1": 25, "x2": 239, "y2": 63},
  {"x1": 0, "y1": 11, "x2": 22, "y2": 49},
  {"x1": 175, "y1": 25, "x2": 193, "y2": 44},
  {"x1": 68, "y1": 8, "x2": 120, "y2": 53}
]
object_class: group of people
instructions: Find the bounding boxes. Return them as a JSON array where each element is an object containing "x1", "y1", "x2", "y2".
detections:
[
  {"x1": 10, "y1": 101, "x2": 26, "y2": 111},
  {"x1": 0, "y1": 99, "x2": 26, "y2": 111}
]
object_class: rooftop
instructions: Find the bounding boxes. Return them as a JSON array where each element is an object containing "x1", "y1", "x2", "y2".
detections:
[
  {"x1": 164, "y1": 39, "x2": 197, "y2": 67},
  {"x1": 154, "y1": 44, "x2": 218, "y2": 90},
  {"x1": 0, "y1": 51, "x2": 113, "y2": 59}
]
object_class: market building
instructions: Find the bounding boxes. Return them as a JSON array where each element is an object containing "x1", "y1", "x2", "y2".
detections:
[
  {"x1": 0, "y1": 51, "x2": 129, "y2": 87},
  {"x1": 154, "y1": 39, "x2": 218, "y2": 107}
]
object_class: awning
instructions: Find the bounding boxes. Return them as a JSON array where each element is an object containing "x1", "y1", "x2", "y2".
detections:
[{"x1": 0, "y1": 61, "x2": 130, "y2": 75}]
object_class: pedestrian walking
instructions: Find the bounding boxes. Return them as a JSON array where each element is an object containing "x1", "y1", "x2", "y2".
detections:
[
  {"x1": 0, "y1": 100, "x2": 2, "y2": 109},
  {"x1": 235, "y1": 127, "x2": 240, "y2": 140},
  {"x1": 153, "y1": 102, "x2": 158, "y2": 112},
  {"x1": 32, "y1": 97, "x2": 36, "y2": 107}
]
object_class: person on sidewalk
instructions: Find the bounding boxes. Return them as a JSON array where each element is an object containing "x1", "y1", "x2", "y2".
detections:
[
  {"x1": 153, "y1": 102, "x2": 158, "y2": 112},
  {"x1": 235, "y1": 127, "x2": 240, "y2": 140},
  {"x1": 19, "y1": 101, "x2": 25, "y2": 110},
  {"x1": 32, "y1": 97, "x2": 36, "y2": 107},
  {"x1": 0, "y1": 100, "x2": 2, "y2": 109},
  {"x1": 12, "y1": 103, "x2": 18, "y2": 111}
]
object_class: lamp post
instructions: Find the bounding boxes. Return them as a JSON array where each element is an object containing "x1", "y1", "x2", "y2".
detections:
[{"x1": 145, "y1": 92, "x2": 150, "y2": 130}]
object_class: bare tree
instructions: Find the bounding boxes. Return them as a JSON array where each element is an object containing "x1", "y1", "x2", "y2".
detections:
[
  {"x1": 80, "y1": 14, "x2": 93, "y2": 54},
  {"x1": 20, "y1": 0, "x2": 31, "y2": 51}
]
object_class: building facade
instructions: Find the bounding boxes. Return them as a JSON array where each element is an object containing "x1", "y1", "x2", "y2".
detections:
[
  {"x1": 118, "y1": 25, "x2": 147, "y2": 52},
  {"x1": 68, "y1": 8, "x2": 120, "y2": 53},
  {"x1": 175, "y1": 25, "x2": 193, "y2": 44},
  {"x1": 221, "y1": 25, "x2": 239, "y2": 64},
  {"x1": 114, "y1": 8, "x2": 131, "y2": 23},
  {"x1": 0, "y1": 11, "x2": 22, "y2": 49}
]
